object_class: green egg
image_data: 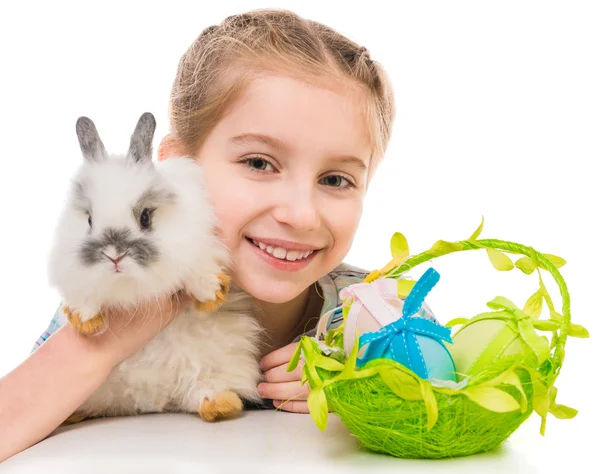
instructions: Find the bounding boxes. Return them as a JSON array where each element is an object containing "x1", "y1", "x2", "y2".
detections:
[
  {"x1": 451, "y1": 319, "x2": 526, "y2": 378},
  {"x1": 449, "y1": 297, "x2": 551, "y2": 379}
]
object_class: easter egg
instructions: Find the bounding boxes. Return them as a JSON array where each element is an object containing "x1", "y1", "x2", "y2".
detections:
[
  {"x1": 320, "y1": 268, "x2": 458, "y2": 382},
  {"x1": 314, "y1": 277, "x2": 438, "y2": 357},
  {"x1": 449, "y1": 296, "x2": 551, "y2": 378},
  {"x1": 357, "y1": 315, "x2": 458, "y2": 382}
]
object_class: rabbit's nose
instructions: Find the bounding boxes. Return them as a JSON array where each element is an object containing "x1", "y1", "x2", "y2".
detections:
[{"x1": 107, "y1": 253, "x2": 126, "y2": 264}]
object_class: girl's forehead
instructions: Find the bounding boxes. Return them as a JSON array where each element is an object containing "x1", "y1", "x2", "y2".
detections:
[{"x1": 218, "y1": 74, "x2": 372, "y2": 160}]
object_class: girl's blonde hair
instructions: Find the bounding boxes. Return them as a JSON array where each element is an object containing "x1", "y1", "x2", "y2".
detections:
[{"x1": 169, "y1": 8, "x2": 395, "y2": 178}]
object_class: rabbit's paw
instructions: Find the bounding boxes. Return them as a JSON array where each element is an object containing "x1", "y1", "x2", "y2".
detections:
[
  {"x1": 62, "y1": 411, "x2": 88, "y2": 425},
  {"x1": 63, "y1": 306, "x2": 106, "y2": 335},
  {"x1": 198, "y1": 391, "x2": 243, "y2": 422},
  {"x1": 194, "y1": 273, "x2": 231, "y2": 312}
]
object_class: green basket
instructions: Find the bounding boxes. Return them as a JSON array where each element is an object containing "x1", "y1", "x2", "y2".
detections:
[{"x1": 290, "y1": 219, "x2": 588, "y2": 459}]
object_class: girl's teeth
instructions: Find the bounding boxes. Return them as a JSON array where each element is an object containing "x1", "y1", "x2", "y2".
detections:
[
  {"x1": 251, "y1": 239, "x2": 314, "y2": 261},
  {"x1": 286, "y1": 250, "x2": 299, "y2": 261},
  {"x1": 273, "y1": 247, "x2": 287, "y2": 259}
]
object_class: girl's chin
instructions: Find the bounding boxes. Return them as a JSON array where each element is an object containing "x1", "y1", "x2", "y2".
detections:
[
  {"x1": 235, "y1": 275, "x2": 309, "y2": 304},
  {"x1": 231, "y1": 263, "x2": 313, "y2": 303}
]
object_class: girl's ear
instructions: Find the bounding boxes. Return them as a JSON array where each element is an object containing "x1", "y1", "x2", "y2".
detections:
[{"x1": 158, "y1": 133, "x2": 187, "y2": 161}]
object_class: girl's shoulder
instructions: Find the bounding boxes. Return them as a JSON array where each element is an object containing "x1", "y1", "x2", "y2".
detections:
[
  {"x1": 292, "y1": 262, "x2": 372, "y2": 342},
  {"x1": 317, "y1": 262, "x2": 372, "y2": 318}
]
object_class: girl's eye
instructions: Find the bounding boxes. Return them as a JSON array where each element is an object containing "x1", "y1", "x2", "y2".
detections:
[
  {"x1": 87, "y1": 214, "x2": 92, "y2": 228},
  {"x1": 244, "y1": 157, "x2": 274, "y2": 172},
  {"x1": 320, "y1": 175, "x2": 356, "y2": 191}
]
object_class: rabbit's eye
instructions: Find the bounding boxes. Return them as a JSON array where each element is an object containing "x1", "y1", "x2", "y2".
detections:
[
  {"x1": 87, "y1": 214, "x2": 92, "y2": 228},
  {"x1": 140, "y1": 208, "x2": 151, "y2": 229}
]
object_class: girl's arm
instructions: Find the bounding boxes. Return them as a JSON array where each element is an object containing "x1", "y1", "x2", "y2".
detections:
[
  {"x1": 0, "y1": 324, "x2": 112, "y2": 462},
  {"x1": 0, "y1": 291, "x2": 193, "y2": 463}
]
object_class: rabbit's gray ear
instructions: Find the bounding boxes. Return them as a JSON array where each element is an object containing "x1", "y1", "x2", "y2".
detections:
[
  {"x1": 127, "y1": 112, "x2": 156, "y2": 164},
  {"x1": 76, "y1": 117, "x2": 108, "y2": 162}
]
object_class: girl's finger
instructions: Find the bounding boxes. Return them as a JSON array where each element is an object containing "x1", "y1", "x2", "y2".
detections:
[
  {"x1": 258, "y1": 380, "x2": 310, "y2": 401},
  {"x1": 273, "y1": 400, "x2": 309, "y2": 414},
  {"x1": 262, "y1": 361, "x2": 304, "y2": 383},
  {"x1": 259, "y1": 342, "x2": 299, "y2": 371}
]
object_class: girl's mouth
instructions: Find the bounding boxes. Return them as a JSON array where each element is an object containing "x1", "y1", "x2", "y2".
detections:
[{"x1": 244, "y1": 237, "x2": 319, "y2": 272}]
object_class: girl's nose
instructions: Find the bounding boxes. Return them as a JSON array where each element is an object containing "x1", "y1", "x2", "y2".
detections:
[{"x1": 271, "y1": 187, "x2": 320, "y2": 231}]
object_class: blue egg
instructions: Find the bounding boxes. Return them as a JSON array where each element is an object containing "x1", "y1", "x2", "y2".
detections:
[
  {"x1": 355, "y1": 268, "x2": 457, "y2": 382},
  {"x1": 415, "y1": 334, "x2": 457, "y2": 381}
]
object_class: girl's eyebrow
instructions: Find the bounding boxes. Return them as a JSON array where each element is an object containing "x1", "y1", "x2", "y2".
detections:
[
  {"x1": 229, "y1": 133, "x2": 289, "y2": 152},
  {"x1": 335, "y1": 156, "x2": 368, "y2": 172},
  {"x1": 229, "y1": 133, "x2": 367, "y2": 171}
]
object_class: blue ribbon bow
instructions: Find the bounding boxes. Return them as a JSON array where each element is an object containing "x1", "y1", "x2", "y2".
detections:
[{"x1": 356, "y1": 268, "x2": 453, "y2": 379}]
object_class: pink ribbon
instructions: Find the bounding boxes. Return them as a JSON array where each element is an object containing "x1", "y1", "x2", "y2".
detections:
[{"x1": 340, "y1": 278, "x2": 401, "y2": 356}]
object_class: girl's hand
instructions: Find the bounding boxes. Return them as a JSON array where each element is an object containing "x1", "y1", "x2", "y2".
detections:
[
  {"x1": 89, "y1": 290, "x2": 195, "y2": 369},
  {"x1": 258, "y1": 342, "x2": 309, "y2": 413}
]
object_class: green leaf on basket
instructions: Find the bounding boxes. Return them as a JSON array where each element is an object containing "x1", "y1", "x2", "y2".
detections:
[
  {"x1": 301, "y1": 338, "x2": 323, "y2": 389},
  {"x1": 486, "y1": 248, "x2": 514, "y2": 271},
  {"x1": 567, "y1": 323, "x2": 590, "y2": 338},
  {"x1": 524, "y1": 289, "x2": 544, "y2": 319},
  {"x1": 397, "y1": 279, "x2": 416, "y2": 298},
  {"x1": 503, "y1": 371, "x2": 528, "y2": 414},
  {"x1": 380, "y1": 367, "x2": 423, "y2": 401},
  {"x1": 308, "y1": 388, "x2": 329, "y2": 432},
  {"x1": 463, "y1": 386, "x2": 521, "y2": 413},
  {"x1": 542, "y1": 253, "x2": 566, "y2": 268},
  {"x1": 314, "y1": 355, "x2": 345, "y2": 372},
  {"x1": 550, "y1": 403, "x2": 578, "y2": 419},
  {"x1": 527, "y1": 368, "x2": 551, "y2": 435},
  {"x1": 341, "y1": 332, "x2": 360, "y2": 379},
  {"x1": 478, "y1": 369, "x2": 527, "y2": 413},
  {"x1": 420, "y1": 380, "x2": 438, "y2": 431},
  {"x1": 532, "y1": 320, "x2": 562, "y2": 331},
  {"x1": 301, "y1": 366, "x2": 308, "y2": 385},
  {"x1": 324, "y1": 326, "x2": 336, "y2": 347},
  {"x1": 428, "y1": 240, "x2": 464, "y2": 257},
  {"x1": 287, "y1": 342, "x2": 303, "y2": 372},
  {"x1": 515, "y1": 256, "x2": 537, "y2": 275},
  {"x1": 390, "y1": 232, "x2": 409, "y2": 258},
  {"x1": 445, "y1": 317, "x2": 469, "y2": 328},
  {"x1": 540, "y1": 416, "x2": 547, "y2": 436},
  {"x1": 532, "y1": 377, "x2": 550, "y2": 435},
  {"x1": 469, "y1": 216, "x2": 485, "y2": 241}
]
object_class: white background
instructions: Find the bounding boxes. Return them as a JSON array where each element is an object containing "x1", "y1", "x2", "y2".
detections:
[{"x1": 0, "y1": 1, "x2": 598, "y2": 472}]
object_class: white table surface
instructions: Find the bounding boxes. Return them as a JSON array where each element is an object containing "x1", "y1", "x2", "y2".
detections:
[{"x1": 0, "y1": 410, "x2": 592, "y2": 474}]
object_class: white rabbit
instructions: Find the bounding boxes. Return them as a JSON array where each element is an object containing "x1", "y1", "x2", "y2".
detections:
[{"x1": 48, "y1": 112, "x2": 263, "y2": 422}]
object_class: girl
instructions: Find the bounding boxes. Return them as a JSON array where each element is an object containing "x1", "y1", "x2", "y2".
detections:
[{"x1": 0, "y1": 8, "x2": 413, "y2": 461}]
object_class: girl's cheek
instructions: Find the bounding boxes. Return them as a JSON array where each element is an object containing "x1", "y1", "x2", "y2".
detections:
[{"x1": 335, "y1": 200, "x2": 363, "y2": 252}]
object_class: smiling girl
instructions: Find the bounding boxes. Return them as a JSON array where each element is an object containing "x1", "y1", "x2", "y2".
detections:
[{"x1": 1, "y1": 8, "x2": 401, "y2": 461}]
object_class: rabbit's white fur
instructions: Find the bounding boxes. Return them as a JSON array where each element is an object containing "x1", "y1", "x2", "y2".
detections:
[
  {"x1": 48, "y1": 114, "x2": 263, "y2": 418},
  {"x1": 73, "y1": 287, "x2": 263, "y2": 418}
]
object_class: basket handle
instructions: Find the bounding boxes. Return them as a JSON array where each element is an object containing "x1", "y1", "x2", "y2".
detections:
[{"x1": 368, "y1": 237, "x2": 571, "y2": 386}]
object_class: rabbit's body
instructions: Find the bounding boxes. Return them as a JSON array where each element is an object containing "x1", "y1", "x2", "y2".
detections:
[
  {"x1": 73, "y1": 289, "x2": 263, "y2": 419},
  {"x1": 49, "y1": 113, "x2": 263, "y2": 422}
]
